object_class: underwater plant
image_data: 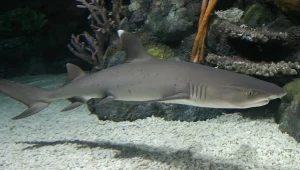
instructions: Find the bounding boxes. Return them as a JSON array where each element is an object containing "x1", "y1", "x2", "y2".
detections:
[
  {"x1": 68, "y1": 0, "x2": 121, "y2": 71},
  {"x1": 0, "y1": 8, "x2": 47, "y2": 36}
]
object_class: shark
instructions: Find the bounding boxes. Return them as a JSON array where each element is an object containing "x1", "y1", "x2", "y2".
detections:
[{"x1": 0, "y1": 30, "x2": 286, "y2": 120}]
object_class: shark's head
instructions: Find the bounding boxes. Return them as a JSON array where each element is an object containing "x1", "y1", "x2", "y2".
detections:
[
  {"x1": 211, "y1": 84, "x2": 286, "y2": 108},
  {"x1": 190, "y1": 72, "x2": 286, "y2": 109}
]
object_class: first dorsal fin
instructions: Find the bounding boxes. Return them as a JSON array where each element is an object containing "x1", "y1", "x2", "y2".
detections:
[
  {"x1": 117, "y1": 30, "x2": 153, "y2": 63},
  {"x1": 64, "y1": 63, "x2": 87, "y2": 85}
]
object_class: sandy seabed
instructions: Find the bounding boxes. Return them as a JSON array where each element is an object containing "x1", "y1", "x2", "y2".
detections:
[{"x1": 0, "y1": 74, "x2": 299, "y2": 170}]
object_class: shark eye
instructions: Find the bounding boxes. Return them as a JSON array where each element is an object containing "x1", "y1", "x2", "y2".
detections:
[{"x1": 246, "y1": 90, "x2": 254, "y2": 96}]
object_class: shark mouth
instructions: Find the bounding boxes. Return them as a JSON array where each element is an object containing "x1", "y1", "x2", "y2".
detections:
[
  {"x1": 237, "y1": 98, "x2": 270, "y2": 108},
  {"x1": 239, "y1": 92, "x2": 286, "y2": 108},
  {"x1": 245, "y1": 100, "x2": 270, "y2": 108}
]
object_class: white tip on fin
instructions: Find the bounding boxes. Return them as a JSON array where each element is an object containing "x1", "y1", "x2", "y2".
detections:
[
  {"x1": 116, "y1": 30, "x2": 153, "y2": 63},
  {"x1": 117, "y1": 30, "x2": 125, "y2": 38}
]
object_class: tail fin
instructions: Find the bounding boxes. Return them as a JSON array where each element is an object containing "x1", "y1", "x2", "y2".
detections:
[{"x1": 0, "y1": 79, "x2": 51, "y2": 119}]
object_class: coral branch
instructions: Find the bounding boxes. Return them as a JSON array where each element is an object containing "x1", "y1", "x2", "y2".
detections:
[
  {"x1": 111, "y1": 0, "x2": 121, "y2": 27},
  {"x1": 69, "y1": 0, "x2": 121, "y2": 70},
  {"x1": 68, "y1": 34, "x2": 97, "y2": 65},
  {"x1": 206, "y1": 53, "x2": 300, "y2": 77},
  {"x1": 191, "y1": 0, "x2": 218, "y2": 63},
  {"x1": 76, "y1": 0, "x2": 106, "y2": 28},
  {"x1": 212, "y1": 19, "x2": 288, "y2": 43}
]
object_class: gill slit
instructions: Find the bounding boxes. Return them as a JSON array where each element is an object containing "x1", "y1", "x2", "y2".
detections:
[{"x1": 190, "y1": 83, "x2": 207, "y2": 100}]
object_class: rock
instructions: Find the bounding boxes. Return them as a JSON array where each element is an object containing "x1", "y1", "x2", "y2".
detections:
[
  {"x1": 240, "y1": 3, "x2": 276, "y2": 27},
  {"x1": 88, "y1": 100, "x2": 224, "y2": 122},
  {"x1": 144, "y1": 6, "x2": 194, "y2": 45},
  {"x1": 266, "y1": 15, "x2": 296, "y2": 31},
  {"x1": 205, "y1": 54, "x2": 300, "y2": 77},
  {"x1": 206, "y1": 16, "x2": 293, "y2": 61},
  {"x1": 215, "y1": 7, "x2": 244, "y2": 23},
  {"x1": 159, "y1": 104, "x2": 224, "y2": 121},
  {"x1": 105, "y1": 51, "x2": 127, "y2": 68},
  {"x1": 88, "y1": 93, "x2": 282, "y2": 123},
  {"x1": 278, "y1": 100, "x2": 300, "y2": 142},
  {"x1": 127, "y1": 0, "x2": 153, "y2": 29},
  {"x1": 88, "y1": 99, "x2": 282, "y2": 123},
  {"x1": 286, "y1": 26, "x2": 300, "y2": 49},
  {"x1": 88, "y1": 101, "x2": 158, "y2": 122},
  {"x1": 127, "y1": 0, "x2": 199, "y2": 45},
  {"x1": 274, "y1": 0, "x2": 300, "y2": 16},
  {"x1": 176, "y1": 33, "x2": 196, "y2": 61},
  {"x1": 119, "y1": 17, "x2": 131, "y2": 31},
  {"x1": 282, "y1": 78, "x2": 300, "y2": 103},
  {"x1": 206, "y1": 18, "x2": 236, "y2": 56},
  {"x1": 147, "y1": 45, "x2": 174, "y2": 60},
  {"x1": 276, "y1": 79, "x2": 300, "y2": 142}
]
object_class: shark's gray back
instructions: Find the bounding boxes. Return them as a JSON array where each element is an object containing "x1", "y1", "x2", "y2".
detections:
[
  {"x1": 92, "y1": 58, "x2": 282, "y2": 97},
  {"x1": 58, "y1": 29, "x2": 284, "y2": 102}
]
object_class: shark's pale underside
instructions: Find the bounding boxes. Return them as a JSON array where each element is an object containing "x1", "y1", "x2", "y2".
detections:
[{"x1": 0, "y1": 30, "x2": 286, "y2": 119}]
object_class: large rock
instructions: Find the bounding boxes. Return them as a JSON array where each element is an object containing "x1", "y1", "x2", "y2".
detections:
[
  {"x1": 240, "y1": 3, "x2": 276, "y2": 28},
  {"x1": 126, "y1": 0, "x2": 200, "y2": 45},
  {"x1": 127, "y1": 0, "x2": 153, "y2": 28},
  {"x1": 276, "y1": 79, "x2": 300, "y2": 142},
  {"x1": 278, "y1": 100, "x2": 300, "y2": 142},
  {"x1": 88, "y1": 100, "x2": 224, "y2": 122},
  {"x1": 274, "y1": 0, "x2": 300, "y2": 16}
]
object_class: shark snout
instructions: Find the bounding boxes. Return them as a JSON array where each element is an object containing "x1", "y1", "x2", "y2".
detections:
[
  {"x1": 242, "y1": 90, "x2": 286, "y2": 108},
  {"x1": 268, "y1": 91, "x2": 286, "y2": 100}
]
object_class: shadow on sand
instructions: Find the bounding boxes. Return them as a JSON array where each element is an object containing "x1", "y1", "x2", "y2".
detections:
[{"x1": 16, "y1": 139, "x2": 277, "y2": 170}]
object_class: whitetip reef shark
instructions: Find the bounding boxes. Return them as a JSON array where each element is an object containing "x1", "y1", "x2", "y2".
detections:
[{"x1": 0, "y1": 30, "x2": 286, "y2": 120}]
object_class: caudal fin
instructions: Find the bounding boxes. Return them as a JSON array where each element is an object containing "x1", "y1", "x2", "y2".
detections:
[{"x1": 0, "y1": 79, "x2": 51, "y2": 119}]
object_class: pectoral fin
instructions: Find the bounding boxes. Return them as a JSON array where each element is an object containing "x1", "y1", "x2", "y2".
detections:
[
  {"x1": 97, "y1": 95, "x2": 116, "y2": 105},
  {"x1": 61, "y1": 102, "x2": 84, "y2": 112},
  {"x1": 90, "y1": 95, "x2": 116, "y2": 108},
  {"x1": 159, "y1": 92, "x2": 190, "y2": 101},
  {"x1": 61, "y1": 96, "x2": 87, "y2": 112},
  {"x1": 137, "y1": 92, "x2": 190, "y2": 103}
]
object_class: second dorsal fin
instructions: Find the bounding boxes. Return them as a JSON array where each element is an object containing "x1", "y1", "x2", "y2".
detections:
[{"x1": 117, "y1": 30, "x2": 153, "y2": 63}]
